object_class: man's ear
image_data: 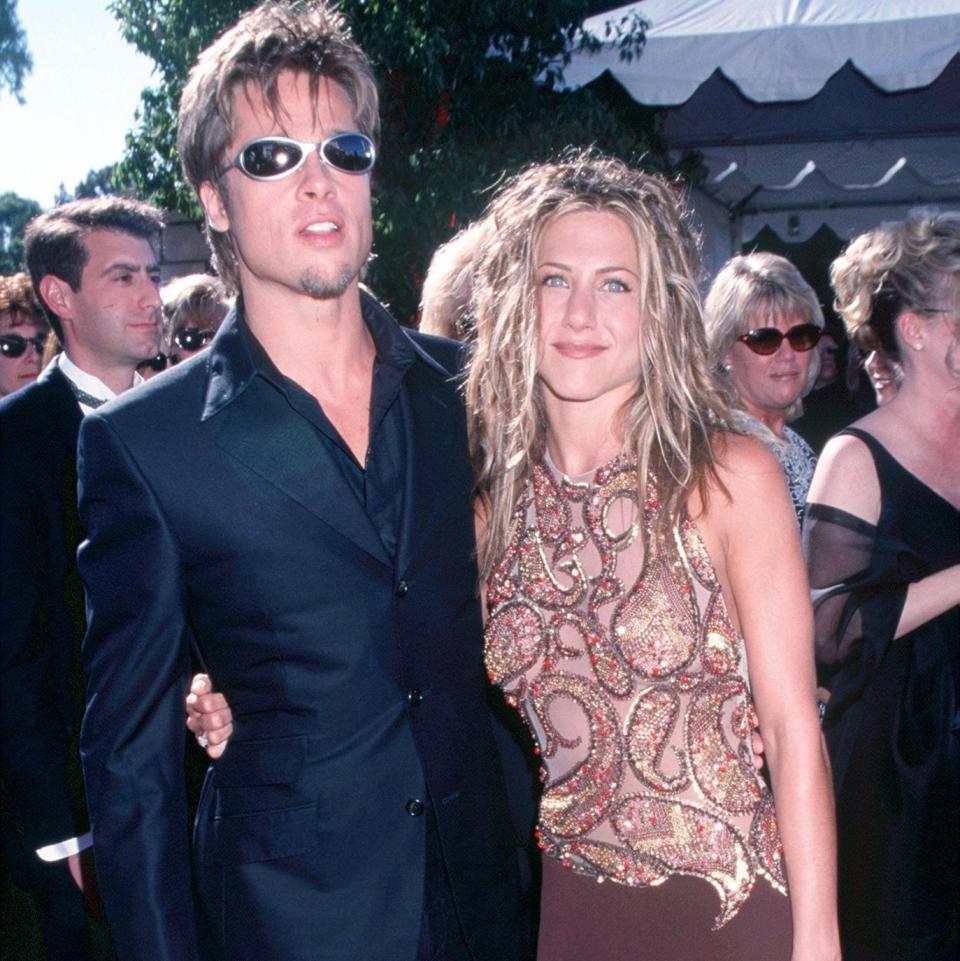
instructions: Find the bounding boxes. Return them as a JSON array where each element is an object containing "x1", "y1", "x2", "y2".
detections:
[
  {"x1": 200, "y1": 181, "x2": 230, "y2": 233},
  {"x1": 37, "y1": 275, "x2": 73, "y2": 323}
]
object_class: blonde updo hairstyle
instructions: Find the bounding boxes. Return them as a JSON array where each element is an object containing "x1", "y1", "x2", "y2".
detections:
[
  {"x1": 465, "y1": 150, "x2": 728, "y2": 581},
  {"x1": 830, "y1": 210, "x2": 960, "y2": 373}
]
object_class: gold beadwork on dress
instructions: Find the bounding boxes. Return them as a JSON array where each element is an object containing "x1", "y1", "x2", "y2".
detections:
[{"x1": 484, "y1": 458, "x2": 787, "y2": 928}]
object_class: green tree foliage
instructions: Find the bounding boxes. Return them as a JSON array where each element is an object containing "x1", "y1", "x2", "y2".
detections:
[
  {"x1": 110, "y1": 0, "x2": 246, "y2": 217},
  {"x1": 0, "y1": 0, "x2": 32, "y2": 103},
  {"x1": 111, "y1": 0, "x2": 669, "y2": 320},
  {"x1": 54, "y1": 164, "x2": 133, "y2": 205},
  {"x1": 0, "y1": 191, "x2": 41, "y2": 273},
  {"x1": 74, "y1": 164, "x2": 127, "y2": 199}
]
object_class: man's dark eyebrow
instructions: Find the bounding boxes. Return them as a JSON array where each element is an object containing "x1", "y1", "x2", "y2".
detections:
[{"x1": 101, "y1": 261, "x2": 160, "y2": 277}]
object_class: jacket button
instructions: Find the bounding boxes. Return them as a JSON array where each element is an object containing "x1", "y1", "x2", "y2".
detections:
[
  {"x1": 405, "y1": 798, "x2": 424, "y2": 817},
  {"x1": 395, "y1": 580, "x2": 408, "y2": 597},
  {"x1": 407, "y1": 688, "x2": 423, "y2": 706}
]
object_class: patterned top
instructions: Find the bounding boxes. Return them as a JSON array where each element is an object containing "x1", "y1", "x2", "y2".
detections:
[
  {"x1": 729, "y1": 411, "x2": 816, "y2": 524},
  {"x1": 771, "y1": 427, "x2": 816, "y2": 524},
  {"x1": 484, "y1": 456, "x2": 787, "y2": 928}
]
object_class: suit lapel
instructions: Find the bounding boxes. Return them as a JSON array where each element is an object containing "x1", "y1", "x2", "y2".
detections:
[
  {"x1": 396, "y1": 356, "x2": 465, "y2": 578},
  {"x1": 201, "y1": 310, "x2": 389, "y2": 567},
  {"x1": 39, "y1": 364, "x2": 83, "y2": 443},
  {"x1": 211, "y1": 378, "x2": 391, "y2": 569},
  {"x1": 31, "y1": 366, "x2": 85, "y2": 570}
]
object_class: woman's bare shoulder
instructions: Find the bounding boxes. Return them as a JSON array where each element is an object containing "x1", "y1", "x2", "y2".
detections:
[
  {"x1": 808, "y1": 422, "x2": 879, "y2": 520},
  {"x1": 709, "y1": 430, "x2": 784, "y2": 492},
  {"x1": 691, "y1": 431, "x2": 793, "y2": 540}
]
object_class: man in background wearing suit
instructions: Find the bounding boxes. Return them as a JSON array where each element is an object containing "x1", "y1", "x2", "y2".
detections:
[
  {"x1": 0, "y1": 197, "x2": 162, "y2": 961},
  {"x1": 76, "y1": 4, "x2": 531, "y2": 961}
]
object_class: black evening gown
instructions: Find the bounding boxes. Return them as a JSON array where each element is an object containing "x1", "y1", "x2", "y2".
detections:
[{"x1": 804, "y1": 427, "x2": 960, "y2": 961}]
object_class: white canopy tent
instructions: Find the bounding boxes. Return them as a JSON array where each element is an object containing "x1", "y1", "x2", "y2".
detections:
[{"x1": 564, "y1": 0, "x2": 960, "y2": 276}]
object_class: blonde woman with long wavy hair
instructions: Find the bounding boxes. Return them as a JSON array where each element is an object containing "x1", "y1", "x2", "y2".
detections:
[{"x1": 468, "y1": 151, "x2": 839, "y2": 961}]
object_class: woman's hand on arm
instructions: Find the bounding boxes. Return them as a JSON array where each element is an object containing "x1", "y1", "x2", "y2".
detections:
[
  {"x1": 705, "y1": 435, "x2": 841, "y2": 961},
  {"x1": 185, "y1": 674, "x2": 233, "y2": 759},
  {"x1": 181, "y1": 500, "x2": 499, "y2": 764}
]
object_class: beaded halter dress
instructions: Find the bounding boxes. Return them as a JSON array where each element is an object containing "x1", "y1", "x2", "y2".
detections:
[{"x1": 484, "y1": 456, "x2": 787, "y2": 929}]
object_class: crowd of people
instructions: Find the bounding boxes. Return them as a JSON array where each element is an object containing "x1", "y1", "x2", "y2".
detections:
[{"x1": 1, "y1": 3, "x2": 957, "y2": 961}]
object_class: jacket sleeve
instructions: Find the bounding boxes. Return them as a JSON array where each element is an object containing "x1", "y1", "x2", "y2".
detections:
[
  {"x1": 0, "y1": 415, "x2": 83, "y2": 851},
  {"x1": 76, "y1": 411, "x2": 201, "y2": 961}
]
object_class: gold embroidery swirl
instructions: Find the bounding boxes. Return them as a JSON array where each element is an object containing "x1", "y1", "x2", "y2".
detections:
[{"x1": 484, "y1": 458, "x2": 787, "y2": 927}]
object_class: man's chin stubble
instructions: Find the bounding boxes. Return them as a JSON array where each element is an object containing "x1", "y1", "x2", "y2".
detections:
[{"x1": 300, "y1": 267, "x2": 356, "y2": 300}]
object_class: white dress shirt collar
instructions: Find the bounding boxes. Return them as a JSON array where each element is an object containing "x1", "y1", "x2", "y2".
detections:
[{"x1": 57, "y1": 352, "x2": 143, "y2": 415}]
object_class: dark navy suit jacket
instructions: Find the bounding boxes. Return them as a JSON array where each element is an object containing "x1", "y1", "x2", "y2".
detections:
[
  {"x1": 77, "y1": 297, "x2": 531, "y2": 961},
  {"x1": 0, "y1": 363, "x2": 97, "y2": 959},
  {"x1": 1, "y1": 364, "x2": 88, "y2": 854}
]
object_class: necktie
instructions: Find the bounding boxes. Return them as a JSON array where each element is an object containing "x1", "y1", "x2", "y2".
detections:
[{"x1": 63, "y1": 376, "x2": 107, "y2": 410}]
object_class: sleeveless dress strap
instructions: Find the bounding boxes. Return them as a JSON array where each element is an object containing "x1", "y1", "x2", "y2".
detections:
[
  {"x1": 838, "y1": 426, "x2": 917, "y2": 489},
  {"x1": 838, "y1": 426, "x2": 884, "y2": 461}
]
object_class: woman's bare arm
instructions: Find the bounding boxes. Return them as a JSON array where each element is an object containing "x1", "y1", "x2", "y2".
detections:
[{"x1": 698, "y1": 433, "x2": 840, "y2": 961}]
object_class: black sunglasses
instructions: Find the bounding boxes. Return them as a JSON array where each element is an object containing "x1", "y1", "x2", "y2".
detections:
[
  {"x1": 737, "y1": 323, "x2": 822, "y2": 356},
  {"x1": 138, "y1": 352, "x2": 180, "y2": 373},
  {"x1": 173, "y1": 327, "x2": 216, "y2": 352},
  {"x1": 0, "y1": 332, "x2": 46, "y2": 359},
  {"x1": 226, "y1": 133, "x2": 376, "y2": 181}
]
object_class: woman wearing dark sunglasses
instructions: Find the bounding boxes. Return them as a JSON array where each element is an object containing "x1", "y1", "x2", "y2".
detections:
[
  {"x1": 0, "y1": 273, "x2": 49, "y2": 398},
  {"x1": 139, "y1": 272, "x2": 233, "y2": 379},
  {"x1": 804, "y1": 212, "x2": 960, "y2": 961},
  {"x1": 704, "y1": 253, "x2": 824, "y2": 523},
  {"x1": 161, "y1": 272, "x2": 231, "y2": 361}
]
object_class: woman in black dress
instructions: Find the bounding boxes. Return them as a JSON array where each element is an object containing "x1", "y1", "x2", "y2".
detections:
[{"x1": 804, "y1": 211, "x2": 960, "y2": 961}]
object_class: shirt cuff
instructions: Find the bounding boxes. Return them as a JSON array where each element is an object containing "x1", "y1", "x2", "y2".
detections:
[{"x1": 36, "y1": 832, "x2": 93, "y2": 862}]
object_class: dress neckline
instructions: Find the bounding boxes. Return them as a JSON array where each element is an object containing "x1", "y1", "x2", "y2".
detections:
[
  {"x1": 542, "y1": 448, "x2": 626, "y2": 486},
  {"x1": 844, "y1": 427, "x2": 960, "y2": 513}
]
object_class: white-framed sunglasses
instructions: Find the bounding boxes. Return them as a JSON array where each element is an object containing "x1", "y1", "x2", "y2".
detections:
[{"x1": 225, "y1": 132, "x2": 376, "y2": 181}]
